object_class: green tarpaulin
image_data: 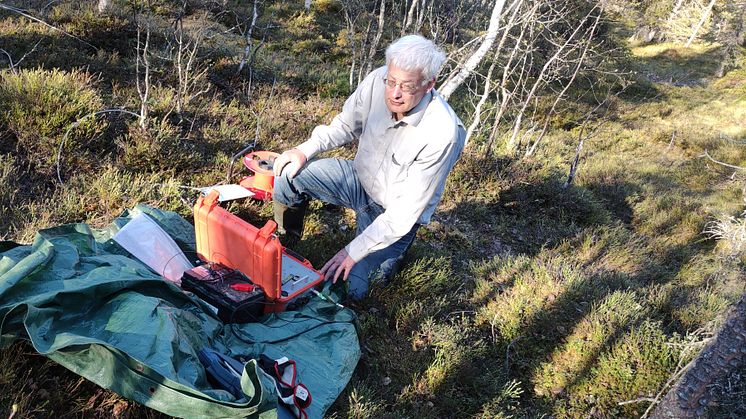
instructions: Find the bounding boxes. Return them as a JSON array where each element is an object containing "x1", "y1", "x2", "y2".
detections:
[{"x1": 0, "y1": 205, "x2": 360, "y2": 418}]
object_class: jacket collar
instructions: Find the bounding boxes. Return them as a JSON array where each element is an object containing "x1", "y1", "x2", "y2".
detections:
[{"x1": 390, "y1": 89, "x2": 434, "y2": 127}]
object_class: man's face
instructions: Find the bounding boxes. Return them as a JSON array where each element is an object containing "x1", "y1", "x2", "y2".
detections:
[{"x1": 384, "y1": 64, "x2": 435, "y2": 120}]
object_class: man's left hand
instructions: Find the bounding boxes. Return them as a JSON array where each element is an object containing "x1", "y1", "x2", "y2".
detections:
[{"x1": 321, "y1": 248, "x2": 356, "y2": 283}]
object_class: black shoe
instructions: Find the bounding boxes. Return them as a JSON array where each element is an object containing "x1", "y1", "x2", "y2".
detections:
[{"x1": 273, "y1": 200, "x2": 307, "y2": 247}]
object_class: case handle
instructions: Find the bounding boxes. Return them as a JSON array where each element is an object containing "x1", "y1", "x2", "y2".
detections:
[
  {"x1": 259, "y1": 220, "x2": 278, "y2": 238},
  {"x1": 204, "y1": 189, "x2": 221, "y2": 206}
]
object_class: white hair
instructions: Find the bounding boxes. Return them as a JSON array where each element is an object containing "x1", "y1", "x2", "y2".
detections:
[{"x1": 385, "y1": 34, "x2": 446, "y2": 83}]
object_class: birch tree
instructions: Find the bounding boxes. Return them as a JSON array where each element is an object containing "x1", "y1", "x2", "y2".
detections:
[
  {"x1": 463, "y1": 0, "x2": 524, "y2": 146},
  {"x1": 171, "y1": 11, "x2": 211, "y2": 118},
  {"x1": 484, "y1": 0, "x2": 537, "y2": 157},
  {"x1": 97, "y1": 0, "x2": 110, "y2": 13},
  {"x1": 685, "y1": 0, "x2": 717, "y2": 47},
  {"x1": 525, "y1": 9, "x2": 602, "y2": 156},
  {"x1": 237, "y1": 0, "x2": 260, "y2": 75},
  {"x1": 506, "y1": 4, "x2": 598, "y2": 151},
  {"x1": 402, "y1": 0, "x2": 419, "y2": 35},
  {"x1": 136, "y1": 18, "x2": 151, "y2": 129},
  {"x1": 464, "y1": 50, "x2": 498, "y2": 145},
  {"x1": 363, "y1": 0, "x2": 386, "y2": 77},
  {"x1": 438, "y1": 0, "x2": 507, "y2": 100},
  {"x1": 340, "y1": 0, "x2": 372, "y2": 88},
  {"x1": 451, "y1": 0, "x2": 620, "y2": 158}
]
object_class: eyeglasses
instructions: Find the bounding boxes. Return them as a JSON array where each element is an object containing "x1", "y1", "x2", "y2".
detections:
[{"x1": 382, "y1": 77, "x2": 422, "y2": 94}]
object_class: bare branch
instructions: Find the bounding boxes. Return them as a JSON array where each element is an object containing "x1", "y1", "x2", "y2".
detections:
[
  {"x1": 0, "y1": 39, "x2": 42, "y2": 74},
  {"x1": 172, "y1": 9, "x2": 212, "y2": 117},
  {"x1": 525, "y1": 9, "x2": 602, "y2": 156},
  {"x1": 464, "y1": 48, "x2": 499, "y2": 145},
  {"x1": 618, "y1": 397, "x2": 657, "y2": 406},
  {"x1": 0, "y1": 3, "x2": 98, "y2": 51},
  {"x1": 135, "y1": 18, "x2": 151, "y2": 130},
  {"x1": 40, "y1": 0, "x2": 63, "y2": 14},
  {"x1": 57, "y1": 109, "x2": 141, "y2": 185},
  {"x1": 507, "y1": 4, "x2": 601, "y2": 151},
  {"x1": 563, "y1": 82, "x2": 627, "y2": 189},
  {"x1": 700, "y1": 150, "x2": 746, "y2": 171},
  {"x1": 685, "y1": 0, "x2": 717, "y2": 48},
  {"x1": 666, "y1": 130, "x2": 676, "y2": 153}
]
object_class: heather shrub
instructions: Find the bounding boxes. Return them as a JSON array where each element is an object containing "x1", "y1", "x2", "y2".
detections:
[{"x1": 0, "y1": 68, "x2": 104, "y2": 171}]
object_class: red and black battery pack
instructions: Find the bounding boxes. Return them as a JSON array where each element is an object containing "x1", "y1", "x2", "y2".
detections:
[
  {"x1": 193, "y1": 190, "x2": 324, "y2": 313},
  {"x1": 181, "y1": 264, "x2": 265, "y2": 323}
]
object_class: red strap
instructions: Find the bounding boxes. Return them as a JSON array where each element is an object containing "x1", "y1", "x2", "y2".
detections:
[
  {"x1": 274, "y1": 359, "x2": 297, "y2": 389},
  {"x1": 294, "y1": 383, "x2": 312, "y2": 409},
  {"x1": 271, "y1": 358, "x2": 312, "y2": 417}
]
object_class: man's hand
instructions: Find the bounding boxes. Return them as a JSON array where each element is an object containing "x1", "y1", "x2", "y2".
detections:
[
  {"x1": 320, "y1": 248, "x2": 356, "y2": 283},
  {"x1": 273, "y1": 148, "x2": 308, "y2": 179}
]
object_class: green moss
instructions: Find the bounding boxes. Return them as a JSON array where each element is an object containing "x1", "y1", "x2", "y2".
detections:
[{"x1": 562, "y1": 321, "x2": 680, "y2": 418}]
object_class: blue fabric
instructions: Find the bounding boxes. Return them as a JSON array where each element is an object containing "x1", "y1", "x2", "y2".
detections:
[{"x1": 274, "y1": 158, "x2": 419, "y2": 299}]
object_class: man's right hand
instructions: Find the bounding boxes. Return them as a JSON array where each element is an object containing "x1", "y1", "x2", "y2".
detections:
[{"x1": 273, "y1": 148, "x2": 308, "y2": 179}]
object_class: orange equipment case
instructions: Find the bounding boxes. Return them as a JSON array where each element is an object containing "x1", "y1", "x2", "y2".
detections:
[{"x1": 194, "y1": 190, "x2": 324, "y2": 312}]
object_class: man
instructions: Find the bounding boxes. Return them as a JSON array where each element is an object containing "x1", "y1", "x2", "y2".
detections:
[{"x1": 272, "y1": 34, "x2": 466, "y2": 300}]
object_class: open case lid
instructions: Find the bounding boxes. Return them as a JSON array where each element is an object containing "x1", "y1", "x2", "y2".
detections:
[{"x1": 194, "y1": 190, "x2": 284, "y2": 299}]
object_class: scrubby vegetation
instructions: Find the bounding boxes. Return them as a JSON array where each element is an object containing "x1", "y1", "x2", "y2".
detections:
[{"x1": 1, "y1": 0, "x2": 745, "y2": 418}]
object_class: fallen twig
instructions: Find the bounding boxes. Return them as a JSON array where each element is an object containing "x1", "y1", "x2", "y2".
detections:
[
  {"x1": 639, "y1": 331, "x2": 711, "y2": 418},
  {"x1": 618, "y1": 397, "x2": 657, "y2": 406},
  {"x1": 665, "y1": 130, "x2": 676, "y2": 153},
  {"x1": 0, "y1": 40, "x2": 41, "y2": 74},
  {"x1": 638, "y1": 357, "x2": 697, "y2": 418},
  {"x1": 700, "y1": 149, "x2": 746, "y2": 171}
]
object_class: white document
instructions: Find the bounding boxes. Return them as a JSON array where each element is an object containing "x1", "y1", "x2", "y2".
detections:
[{"x1": 198, "y1": 184, "x2": 255, "y2": 202}]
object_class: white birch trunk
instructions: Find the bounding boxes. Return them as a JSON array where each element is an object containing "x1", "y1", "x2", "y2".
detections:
[
  {"x1": 685, "y1": 0, "x2": 717, "y2": 47},
  {"x1": 364, "y1": 0, "x2": 386, "y2": 76},
  {"x1": 358, "y1": 20, "x2": 372, "y2": 85},
  {"x1": 438, "y1": 0, "x2": 507, "y2": 100},
  {"x1": 237, "y1": 0, "x2": 259, "y2": 74},
  {"x1": 415, "y1": 0, "x2": 427, "y2": 33},
  {"x1": 484, "y1": 2, "x2": 535, "y2": 157},
  {"x1": 464, "y1": 55, "x2": 497, "y2": 146},
  {"x1": 403, "y1": 0, "x2": 418, "y2": 34},
  {"x1": 97, "y1": 0, "x2": 110, "y2": 13},
  {"x1": 464, "y1": 0, "x2": 524, "y2": 146}
]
